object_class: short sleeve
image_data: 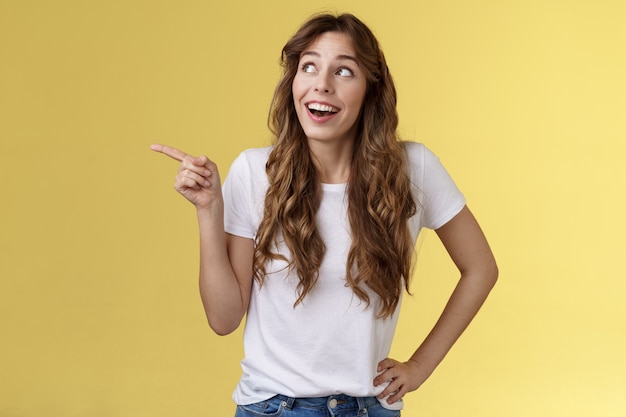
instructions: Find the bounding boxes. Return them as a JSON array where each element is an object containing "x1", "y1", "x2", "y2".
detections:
[
  {"x1": 406, "y1": 142, "x2": 466, "y2": 230},
  {"x1": 222, "y1": 148, "x2": 270, "y2": 239}
]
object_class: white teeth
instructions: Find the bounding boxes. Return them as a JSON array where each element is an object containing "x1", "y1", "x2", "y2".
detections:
[{"x1": 307, "y1": 103, "x2": 338, "y2": 113}]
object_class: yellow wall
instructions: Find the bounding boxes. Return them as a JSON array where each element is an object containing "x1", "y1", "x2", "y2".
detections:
[{"x1": 1, "y1": 1, "x2": 624, "y2": 416}]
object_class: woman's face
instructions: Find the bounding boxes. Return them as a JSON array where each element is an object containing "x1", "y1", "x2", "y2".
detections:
[{"x1": 292, "y1": 31, "x2": 368, "y2": 147}]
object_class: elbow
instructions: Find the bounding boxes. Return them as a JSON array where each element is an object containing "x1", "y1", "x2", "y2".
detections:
[
  {"x1": 208, "y1": 322, "x2": 236, "y2": 336},
  {"x1": 207, "y1": 316, "x2": 241, "y2": 336},
  {"x1": 211, "y1": 327, "x2": 236, "y2": 337},
  {"x1": 486, "y1": 260, "x2": 499, "y2": 290},
  {"x1": 469, "y1": 259, "x2": 498, "y2": 292}
]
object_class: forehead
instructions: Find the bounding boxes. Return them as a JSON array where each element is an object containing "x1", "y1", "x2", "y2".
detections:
[{"x1": 301, "y1": 31, "x2": 357, "y2": 59}]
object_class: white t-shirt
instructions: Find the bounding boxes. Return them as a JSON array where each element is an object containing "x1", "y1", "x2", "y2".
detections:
[{"x1": 222, "y1": 142, "x2": 465, "y2": 410}]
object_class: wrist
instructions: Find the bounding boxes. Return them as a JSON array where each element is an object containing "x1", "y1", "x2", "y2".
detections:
[
  {"x1": 196, "y1": 203, "x2": 224, "y2": 223},
  {"x1": 407, "y1": 356, "x2": 435, "y2": 379}
]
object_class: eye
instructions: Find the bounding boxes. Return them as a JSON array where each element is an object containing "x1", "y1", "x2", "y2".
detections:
[
  {"x1": 301, "y1": 63, "x2": 316, "y2": 73},
  {"x1": 336, "y1": 67, "x2": 354, "y2": 77}
]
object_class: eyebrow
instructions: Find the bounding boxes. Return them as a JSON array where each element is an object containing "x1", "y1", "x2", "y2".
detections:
[{"x1": 300, "y1": 51, "x2": 358, "y2": 64}]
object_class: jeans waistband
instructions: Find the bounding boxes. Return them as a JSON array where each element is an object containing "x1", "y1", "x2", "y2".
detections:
[{"x1": 276, "y1": 394, "x2": 378, "y2": 411}]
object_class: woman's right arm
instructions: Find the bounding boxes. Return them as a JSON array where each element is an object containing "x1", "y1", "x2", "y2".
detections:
[
  {"x1": 151, "y1": 144, "x2": 254, "y2": 335},
  {"x1": 197, "y1": 208, "x2": 254, "y2": 335}
]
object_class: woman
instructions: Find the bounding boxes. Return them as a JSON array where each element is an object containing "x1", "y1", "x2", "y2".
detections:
[{"x1": 152, "y1": 12, "x2": 497, "y2": 417}]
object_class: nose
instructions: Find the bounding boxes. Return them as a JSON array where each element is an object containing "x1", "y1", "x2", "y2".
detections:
[{"x1": 314, "y1": 70, "x2": 334, "y2": 94}]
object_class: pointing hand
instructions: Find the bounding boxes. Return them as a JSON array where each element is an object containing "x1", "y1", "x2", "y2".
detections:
[{"x1": 151, "y1": 144, "x2": 223, "y2": 210}]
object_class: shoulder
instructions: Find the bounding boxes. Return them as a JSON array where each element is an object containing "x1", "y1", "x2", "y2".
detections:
[
  {"x1": 402, "y1": 140, "x2": 424, "y2": 152},
  {"x1": 402, "y1": 140, "x2": 425, "y2": 156},
  {"x1": 223, "y1": 147, "x2": 272, "y2": 217},
  {"x1": 401, "y1": 141, "x2": 427, "y2": 178},
  {"x1": 234, "y1": 146, "x2": 273, "y2": 166},
  {"x1": 402, "y1": 140, "x2": 440, "y2": 163},
  {"x1": 224, "y1": 146, "x2": 273, "y2": 193},
  {"x1": 228, "y1": 146, "x2": 273, "y2": 176},
  {"x1": 402, "y1": 141, "x2": 451, "y2": 174}
]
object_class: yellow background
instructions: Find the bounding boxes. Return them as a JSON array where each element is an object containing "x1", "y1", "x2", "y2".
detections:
[{"x1": 1, "y1": 0, "x2": 624, "y2": 416}]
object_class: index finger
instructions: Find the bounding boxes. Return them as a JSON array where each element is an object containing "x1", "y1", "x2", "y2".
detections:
[{"x1": 150, "y1": 144, "x2": 188, "y2": 162}]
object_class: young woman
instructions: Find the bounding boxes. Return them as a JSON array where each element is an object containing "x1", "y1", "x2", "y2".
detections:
[{"x1": 152, "y1": 13, "x2": 497, "y2": 417}]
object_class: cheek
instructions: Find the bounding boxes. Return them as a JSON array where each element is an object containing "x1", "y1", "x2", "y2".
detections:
[
  {"x1": 347, "y1": 80, "x2": 367, "y2": 102},
  {"x1": 291, "y1": 81, "x2": 307, "y2": 121},
  {"x1": 291, "y1": 75, "x2": 306, "y2": 100},
  {"x1": 347, "y1": 88, "x2": 367, "y2": 114}
]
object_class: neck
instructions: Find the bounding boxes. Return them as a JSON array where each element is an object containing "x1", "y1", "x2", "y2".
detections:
[{"x1": 307, "y1": 139, "x2": 353, "y2": 184}]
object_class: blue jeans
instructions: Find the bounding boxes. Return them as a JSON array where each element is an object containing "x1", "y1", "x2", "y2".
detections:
[{"x1": 235, "y1": 394, "x2": 400, "y2": 417}]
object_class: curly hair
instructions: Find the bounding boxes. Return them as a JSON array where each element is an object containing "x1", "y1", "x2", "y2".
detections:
[{"x1": 254, "y1": 13, "x2": 417, "y2": 318}]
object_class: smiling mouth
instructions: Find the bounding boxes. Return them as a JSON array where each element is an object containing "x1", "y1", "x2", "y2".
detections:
[{"x1": 307, "y1": 103, "x2": 339, "y2": 117}]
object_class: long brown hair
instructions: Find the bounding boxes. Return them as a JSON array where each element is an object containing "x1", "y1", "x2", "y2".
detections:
[{"x1": 254, "y1": 13, "x2": 417, "y2": 318}]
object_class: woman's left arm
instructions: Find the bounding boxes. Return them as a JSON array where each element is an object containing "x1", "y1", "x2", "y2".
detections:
[{"x1": 374, "y1": 205, "x2": 498, "y2": 404}]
